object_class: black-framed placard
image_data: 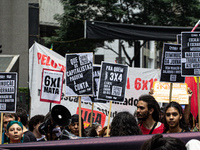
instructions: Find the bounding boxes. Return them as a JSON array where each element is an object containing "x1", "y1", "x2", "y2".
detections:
[
  {"x1": 0, "y1": 72, "x2": 17, "y2": 112},
  {"x1": 66, "y1": 53, "x2": 93, "y2": 96},
  {"x1": 181, "y1": 32, "x2": 200, "y2": 76},
  {"x1": 97, "y1": 62, "x2": 128, "y2": 102},
  {"x1": 160, "y1": 43, "x2": 185, "y2": 83}
]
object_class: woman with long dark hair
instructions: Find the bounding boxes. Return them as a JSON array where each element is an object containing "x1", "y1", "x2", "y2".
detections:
[{"x1": 163, "y1": 101, "x2": 189, "y2": 133}]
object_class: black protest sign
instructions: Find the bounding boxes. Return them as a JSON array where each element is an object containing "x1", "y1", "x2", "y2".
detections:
[
  {"x1": 0, "y1": 72, "x2": 17, "y2": 112},
  {"x1": 40, "y1": 69, "x2": 64, "y2": 104},
  {"x1": 160, "y1": 43, "x2": 184, "y2": 83},
  {"x1": 181, "y1": 32, "x2": 200, "y2": 76},
  {"x1": 97, "y1": 62, "x2": 128, "y2": 102},
  {"x1": 66, "y1": 53, "x2": 93, "y2": 96},
  {"x1": 177, "y1": 34, "x2": 181, "y2": 44}
]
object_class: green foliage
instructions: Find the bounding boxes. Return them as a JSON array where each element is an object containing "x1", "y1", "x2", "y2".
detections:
[
  {"x1": 45, "y1": 0, "x2": 200, "y2": 58},
  {"x1": 18, "y1": 87, "x2": 29, "y2": 94}
]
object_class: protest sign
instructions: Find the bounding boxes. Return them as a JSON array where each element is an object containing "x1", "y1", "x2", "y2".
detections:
[
  {"x1": 66, "y1": 53, "x2": 93, "y2": 96},
  {"x1": 0, "y1": 72, "x2": 17, "y2": 112},
  {"x1": 29, "y1": 42, "x2": 159, "y2": 127},
  {"x1": 40, "y1": 69, "x2": 64, "y2": 104},
  {"x1": 97, "y1": 62, "x2": 128, "y2": 102},
  {"x1": 153, "y1": 81, "x2": 189, "y2": 104},
  {"x1": 160, "y1": 43, "x2": 184, "y2": 83},
  {"x1": 81, "y1": 65, "x2": 106, "y2": 103},
  {"x1": 181, "y1": 32, "x2": 200, "y2": 76}
]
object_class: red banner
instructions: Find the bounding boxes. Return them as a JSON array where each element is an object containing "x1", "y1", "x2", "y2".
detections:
[{"x1": 185, "y1": 77, "x2": 200, "y2": 119}]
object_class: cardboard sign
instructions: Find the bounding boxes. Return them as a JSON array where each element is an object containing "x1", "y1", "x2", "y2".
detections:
[
  {"x1": 181, "y1": 32, "x2": 200, "y2": 76},
  {"x1": 97, "y1": 62, "x2": 128, "y2": 102},
  {"x1": 0, "y1": 72, "x2": 17, "y2": 112},
  {"x1": 40, "y1": 69, "x2": 64, "y2": 104},
  {"x1": 66, "y1": 53, "x2": 93, "y2": 96},
  {"x1": 153, "y1": 81, "x2": 189, "y2": 104},
  {"x1": 160, "y1": 43, "x2": 184, "y2": 83}
]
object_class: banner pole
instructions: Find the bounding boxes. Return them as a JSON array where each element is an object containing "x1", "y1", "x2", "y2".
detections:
[
  {"x1": 106, "y1": 101, "x2": 112, "y2": 137},
  {"x1": 197, "y1": 78, "x2": 200, "y2": 131},
  {"x1": 169, "y1": 83, "x2": 173, "y2": 103},
  {"x1": 90, "y1": 103, "x2": 94, "y2": 127},
  {"x1": 78, "y1": 96, "x2": 82, "y2": 137}
]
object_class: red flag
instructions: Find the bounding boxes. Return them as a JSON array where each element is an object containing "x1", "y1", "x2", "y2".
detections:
[{"x1": 185, "y1": 77, "x2": 200, "y2": 119}]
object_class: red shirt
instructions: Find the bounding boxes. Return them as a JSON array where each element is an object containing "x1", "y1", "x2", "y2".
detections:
[{"x1": 139, "y1": 122, "x2": 165, "y2": 135}]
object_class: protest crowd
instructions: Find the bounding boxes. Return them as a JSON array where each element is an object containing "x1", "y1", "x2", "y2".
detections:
[{"x1": 1, "y1": 88, "x2": 200, "y2": 150}]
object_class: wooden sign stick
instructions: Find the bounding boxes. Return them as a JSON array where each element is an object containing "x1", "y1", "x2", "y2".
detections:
[
  {"x1": 169, "y1": 83, "x2": 173, "y2": 103},
  {"x1": 90, "y1": 103, "x2": 94, "y2": 127},
  {"x1": 106, "y1": 101, "x2": 112, "y2": 137},
  {"x1": 78, "y1": 96, "x2": 82, "y2": 137}
]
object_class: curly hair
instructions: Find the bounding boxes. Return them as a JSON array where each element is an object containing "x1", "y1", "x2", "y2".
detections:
[
  {"x1": 139, "y1": 94, "x2": 161, "y2": 122},
  {"x1": 163, "y1": 101, "x2": 189, "y2": 132},
  {"x1": 140, "y1": 134, "x2": 186, "y2": 150},
  {"x1": 110, "y1": 111, "x2": 142, "y2": 136},
  {"x1": 29, "y1": 115, "x2": 45, "y2": 132}
]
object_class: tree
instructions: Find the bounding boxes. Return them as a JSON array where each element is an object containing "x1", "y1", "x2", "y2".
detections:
[{"x1": 45, "y1": 0, "x2": 200, "y2": 66}]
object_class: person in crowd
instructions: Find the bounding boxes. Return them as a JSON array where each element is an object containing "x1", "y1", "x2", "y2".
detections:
[
  {"x1": 5, "y1": 121, "x2": 24, "y2": 144},
  {"x1": 29, "y1": 114, "x2": 46, "y2": 141},
  {"x1": 16, "y1": 108, "x2": 36, "y2": 142},
  {"x1": 99, "y1": 126, "x2": 110, "y2": 137},
  {"x1": 42, "y1": 112, "x2": 62, "y2": 140},
  {"x1": 85, "y1": 126, "x2": 98, "y2": 137},
  {"x1": 110, "y1": 111, "x2": 142, "y2": 136},
  {"x1": 149, "y1": 87, "x2": 193, "y2": 126},
  {"x1": 2, "y1": 113, "x2": 17, "y2": 144},
  {"x1": 137, "y1": 94, "x2": 164, "y2": 134},
  {"x1": 140, "y1": 134, "x2": 186, "y2": 150},
  {"x1": 92, "y1": 123, "x2": 102, "y2": 136},
  {"x1": 163, "y1": 101, "x2": 190, "y2": 133},
  {"x1": 67, "y1": 114, "x2": 86, "y2": 137},
  {"x1": 85, "y1": 123, "x2": 102, "y2": 137}
]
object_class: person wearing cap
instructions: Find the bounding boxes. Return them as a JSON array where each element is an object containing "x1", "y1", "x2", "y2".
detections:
[
  {"x1": 5, "y1": 121, "x2": 24, "y2": 144},
  {"x1": 67, "y1": 114, "x2": 86, "y2": 137}
]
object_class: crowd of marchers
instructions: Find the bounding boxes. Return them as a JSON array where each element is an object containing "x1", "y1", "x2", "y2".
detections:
[{"x1": 1, "y1": 88, "x2": 200, "y2": 150}]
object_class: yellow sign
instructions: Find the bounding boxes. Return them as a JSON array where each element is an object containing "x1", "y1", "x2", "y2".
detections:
[{"x1": 153, "y1": 81, "x2": 189, "y2": 104}]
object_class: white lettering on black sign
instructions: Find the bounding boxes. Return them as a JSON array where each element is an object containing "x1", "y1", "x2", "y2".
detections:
[
  {"x1": 97, "y1": 62, "x2": 128, "y2": 102},
  {"x1": 181, "y1": 32, "x2": 200, "y2": 76},
  {"x1": 160, "y1": 43, "x2": 184, "y2": 83},
  {"x1": 66, "y1": 53, "x2": 93, "y2": 96},
  {"x1": 0, "y1": 72, "x2": 17, "y2": 112}
]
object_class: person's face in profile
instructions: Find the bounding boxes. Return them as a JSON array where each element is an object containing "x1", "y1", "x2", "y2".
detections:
[
  {"x1": 137, "y1": 100, "x2": 149, "y2": 121},
  {"x1": 6, "y1": 124, "x2": 24, "y2": 143},
  {"x1": 165, "y1": 107, "x2": 182, "y2": 129},
  {"x1": 96, "y1": 125, "x2": 102, "y2": 136},
  {"x1": 68, "y1": 122, "x2": 79, "y2": 136}
]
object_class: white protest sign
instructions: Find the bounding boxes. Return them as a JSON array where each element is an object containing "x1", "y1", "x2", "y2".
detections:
[{"x1": 40, "y1": 69, "x2": 64, "y2": 104}]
